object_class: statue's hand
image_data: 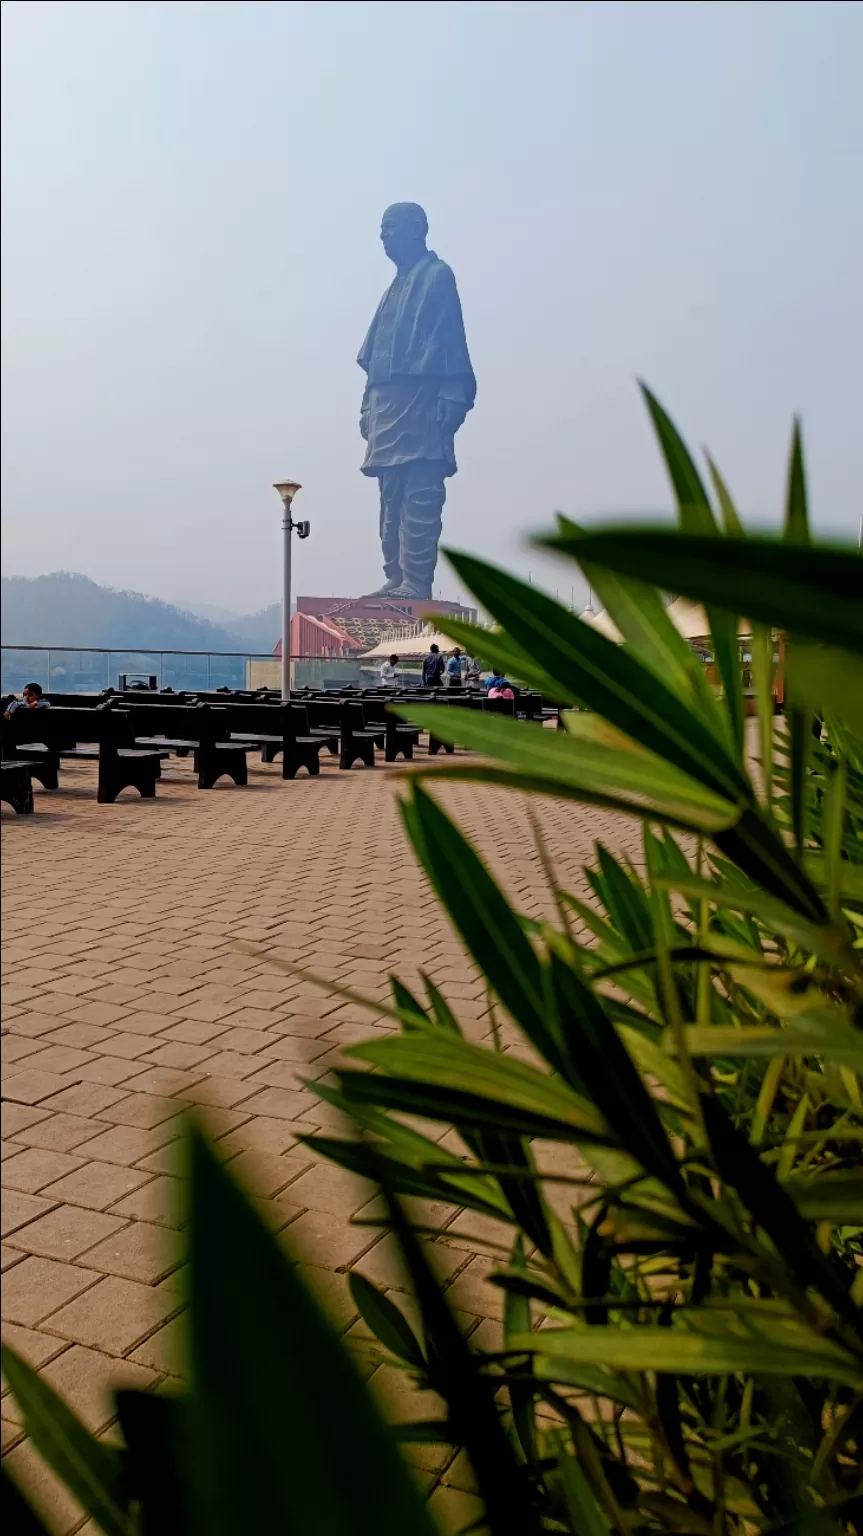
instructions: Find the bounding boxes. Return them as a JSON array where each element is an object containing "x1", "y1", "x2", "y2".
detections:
[
  {"x1": 359, "y1": 409, "x2": 370, "y2": 441},
  {"x1": 436, "y1": 397, "x2": 466, "y2": 435}
]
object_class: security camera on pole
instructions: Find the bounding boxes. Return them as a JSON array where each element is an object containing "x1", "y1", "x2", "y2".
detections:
[{"x1": 272, "y1": 482, "x2": 309, "y2": 702}]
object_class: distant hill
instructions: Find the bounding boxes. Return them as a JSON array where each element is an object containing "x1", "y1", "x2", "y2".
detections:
[
  {"x1": 177, "y1": 599, "x2": 282, "y2": 650},
  {"x1": 1, "y1": 572, "x2": 277, "y2": 653},
  {"x1": 219, "y1": 602, "x2": 282, "y2": 650}
]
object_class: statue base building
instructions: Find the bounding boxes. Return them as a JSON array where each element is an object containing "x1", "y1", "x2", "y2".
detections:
[{"x1": 296, "y1": 595, "x2": 476, "y2": 654}]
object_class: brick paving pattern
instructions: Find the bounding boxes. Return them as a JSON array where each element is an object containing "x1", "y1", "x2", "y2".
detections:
[{"x1": 2, "y1": 750, "x2": 641, "y2": 1531}]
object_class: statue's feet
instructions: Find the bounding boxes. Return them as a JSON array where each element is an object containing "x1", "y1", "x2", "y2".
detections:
[
  {"x1": 381, "y1": 583, "x2": 431, "y2": 601},
  {"x1": 366, "y1": 578, "x2": 403, "y2": 597},
  {"x1": 366, "y1": 579, "x2": 430, "y2": 600}
]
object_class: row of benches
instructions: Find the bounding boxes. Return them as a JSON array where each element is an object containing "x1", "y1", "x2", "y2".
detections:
[{"x1": 2, "y1": 689, "x2": 555, "y2": 812}]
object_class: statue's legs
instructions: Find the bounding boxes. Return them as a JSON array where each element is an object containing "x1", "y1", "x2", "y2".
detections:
[
  {"x1": 373, "y1": 464, "x2": 446, "y2": 599},
  {"x1": 378, "y1": 470, "x2": 404, "y2": 587},
  {"x1": 400, "y1": 464, "x2": 446, "y2": 599}
]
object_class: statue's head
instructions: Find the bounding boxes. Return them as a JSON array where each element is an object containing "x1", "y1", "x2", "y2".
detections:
[{"x1": 380, "y1": 202, "x2": 428, "y2": 267}]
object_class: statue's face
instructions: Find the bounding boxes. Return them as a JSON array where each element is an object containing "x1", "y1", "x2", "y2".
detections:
[{"x1": 380, "y1": 211, "x2": 424, "y2": 266}]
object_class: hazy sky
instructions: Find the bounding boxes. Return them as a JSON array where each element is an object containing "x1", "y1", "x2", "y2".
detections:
[{"x1": 2, "y1": 0, "x2": 861, "y2": 614}]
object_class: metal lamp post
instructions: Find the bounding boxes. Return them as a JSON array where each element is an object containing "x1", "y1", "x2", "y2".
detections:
[{"x1": 272, "y1": 481, "x2": 308, "y2": 701}]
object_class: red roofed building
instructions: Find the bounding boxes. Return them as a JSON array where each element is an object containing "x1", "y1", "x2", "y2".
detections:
[{"x1": 273, "y1": 611, "x2": 361, "y2": 660}]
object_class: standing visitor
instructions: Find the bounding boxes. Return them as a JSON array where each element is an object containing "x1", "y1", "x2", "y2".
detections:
[
  {"x1": 446, "y1": 648, "x2": 463, "y2": 688},
  {"x1": 379, "y1": 654, "x2": 399, "y2": 688},
  {"x1": 422, "y1": 643, "x2": 446, "y2": 687},
  {"x1": 464, "y1": 654, "x2": 481, "y2": 687}
]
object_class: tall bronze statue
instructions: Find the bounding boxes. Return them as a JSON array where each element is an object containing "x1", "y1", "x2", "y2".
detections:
[{"x1": 358, "y1": 203, "x2": 476, "y2": 599}]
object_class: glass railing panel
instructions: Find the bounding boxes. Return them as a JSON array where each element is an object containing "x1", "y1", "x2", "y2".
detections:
[
  {"x1": 1, "y1": 648, "x2": 50, "y2": 696},
  {"x1": 47, "y1": 650, "x2": 111, "y2": 694}
]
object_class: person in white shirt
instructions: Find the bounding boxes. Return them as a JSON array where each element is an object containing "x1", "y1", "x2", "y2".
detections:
[{"x1": 379, "y1": 654, "x2": 399, "y2": 688}]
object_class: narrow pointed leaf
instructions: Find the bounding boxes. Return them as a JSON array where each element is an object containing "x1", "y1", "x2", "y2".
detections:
[
  {"x1": 538, "y1": 528, "x2": 863, "y2": 656},
  {"x1": 705, "y1": 453, "x2": 745, "y2": 536},
  {"x1": 784, "y1": 419, "x2": 810, "y2": 546},
  {"x1": 1, "y1": 1467, "x2": 51, "y2": 1535},
  {"x1": 0, "y1": 1345, "x2": 132, "y2": 1536},
  {"x1": 398, "y1": 706, "x2": 738, "y2": 833},
  {"x1": 375, "y1": 1170, "x2": 540, "y2": 1534},
  {"x1": 184, "y1": 1125, "x2": 437, "y2": 1535},
  {"x1": 441, "y1": 550, "x2": 753, "y2": 804},
  {"x1": 639, "y1": 384, "x2": 716, "y2": 529},
  {"x1": 401, "y1": 784, "x2": 574, "y2": 1080},
  {"x1": 349, "y1": 1273, "x2": 426, "y2": 1368},
  {"x1": 344, "y1": 1033, "x2": 608, "y2": 1139},
  {"x1": 511, "y1": 1327, "x2": 862, "y2": 1386}
]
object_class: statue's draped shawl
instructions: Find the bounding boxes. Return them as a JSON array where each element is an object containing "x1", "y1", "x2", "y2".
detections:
[{"x1": 357, "y1": 252, "x2": 476, "y2": 405}]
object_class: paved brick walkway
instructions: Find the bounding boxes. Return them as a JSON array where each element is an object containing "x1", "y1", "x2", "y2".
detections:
[{"x1": 1, "y1": 749, "x2": 641, "y2": 1532}]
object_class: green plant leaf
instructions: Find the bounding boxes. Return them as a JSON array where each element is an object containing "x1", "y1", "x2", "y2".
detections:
[
  {"x1": 401, "y1": 784, "x2": 579, "y2": 1087},
  {"x1": 301, "y1": 1132, "x2": 509, "y2": 1221},
  {"x1": 651, "y1": 871, "x2": 838, "y2": 962},
  {"x1": 184, "y1": 1123, "x2": 437, "y2": 1536},
  {"x1": 0, "y1": 1344, "x2": 132, "y2": 1536},
  {"x1": 639, "y1": 383, "x2": 716, "y2": 529},
  {"x1": 504, "y1": 1235, "x2": 539, "y2": 1468},
  {"x1": 672, "y1": 1018, "x2": 863, "y2": 1069},
  {"x1": 784, "y1": 1173, "x2": 863, "y2": 1224},
  {"x1": 399, "y1": 706, "x2": 739, "y2": 833},
  {"x1": 510, "y1": 1325, "x2": 863, "y2": 1387},
  {"x1": 1, "y1": 1465, "x2": 52, "y2": 1535},
  {"x1": 714, "y1": 805, "x2": 828, "y2": 923},
  {"x1": 627, "y1": 390, "x2": 745, "y2": 759},
  {"x1": 390, "y1": 975, "x2": 431, "y2": 1027},
  {"x1": 789, "y1": 644, "x2": 863, "y2": 737},
  {"x1": 573, "y1": 528, "x2": 725, "y2": 738},
  {"x1": 705, "y1": 452, "x2": 745, "y2": 536},
  {"x1": 421, "y1": 974, "x2": 462, "y2": 1035},
  {"x1": 336, "y1": 1068, "x2": 611, "y2": 1150},
  {"x1": 345, "y1": 1032, "x2": 608, "y2": 1141},
  {"x1": 784, "y1": 418, "x2": 810, "y2": 546},
  {"x1": 414, "y1": 762, "x2": 730, "y2": 837},
  {"x1": 373, "y1": 1166, "x2": 540, "y2": 1535},
  {"x1": 113, "y1": 1389, "x2": 190, "y2": 1536},
  {"x1": 699, "y1": 1095, "x2": 862, "y2": 1333},
  {"x1": 548, "y1": 953, "x2": 686, "y2": 1199},
  {"x1": 594, "y1": 843, "x2": 653, "y2": 955},
  {"x1": 537, "y1": 527, "x2": 863, "y2": 657},
  {"x1": 559, "y1": 1449, "x2": 612, "y2": 1536},
  {"x1": 348, "y1": 1273, "x2": 426, "y2": 1369},
  {"x1": 440, "y1": 549, "x2": 753, "y2": 804}
]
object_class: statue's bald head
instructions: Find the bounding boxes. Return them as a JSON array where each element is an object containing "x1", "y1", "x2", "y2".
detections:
[{"x1": 380, "y1": 202, "x2": 429, "y2": 269}]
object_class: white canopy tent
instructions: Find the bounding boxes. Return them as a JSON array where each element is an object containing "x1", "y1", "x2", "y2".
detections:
[{"x1": 360, "y1": 631, "x2": 463, "y2": 660}]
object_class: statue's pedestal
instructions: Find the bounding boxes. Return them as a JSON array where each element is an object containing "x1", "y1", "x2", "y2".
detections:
[{"x1": 295, "y1": 594, "x2": 475, "y2": 655}]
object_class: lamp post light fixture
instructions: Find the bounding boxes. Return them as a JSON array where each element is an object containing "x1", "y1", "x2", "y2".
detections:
[{"x1": 272, "y1": 481, "x2": 307, "y2": 701}]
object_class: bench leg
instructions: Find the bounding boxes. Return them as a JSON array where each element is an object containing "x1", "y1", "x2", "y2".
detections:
[
  {"x1": 385, "y1": 734, "x2": 413, "y2": 763},
  {"x1": 196, "y1": 747, "x2": 247, "y2": 789},
  {"x1": 281, "y1": 746, "x2": 321, "y2": 780},
  {"x1": 262, "y1": 744, "x2": 280, "y2": 764},
  {"x1": 97, "y1": 761, "x2": 158, "y2": 804},
  {"x1": 30, "y1": 760, "x2": 59, "y2": 791},
  {"x1": 339, "y1": 737, "x2": 375, "y2": 770},
  {"x1": 1, "y1": 776, "x2": 34, "y2": 815},
  {"x1": 428, "y1": 735, "x2": 455, "y2": 756}
]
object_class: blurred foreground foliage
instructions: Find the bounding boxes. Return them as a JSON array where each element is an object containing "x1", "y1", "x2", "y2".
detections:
[{"x1": 4, "y1": 391, "x2": 861, "y2": 1535}]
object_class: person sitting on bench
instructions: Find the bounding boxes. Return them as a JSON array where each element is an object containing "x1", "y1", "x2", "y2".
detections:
[{"x1": 4, "y1": 683, "x2": 51, "y2": 719}]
